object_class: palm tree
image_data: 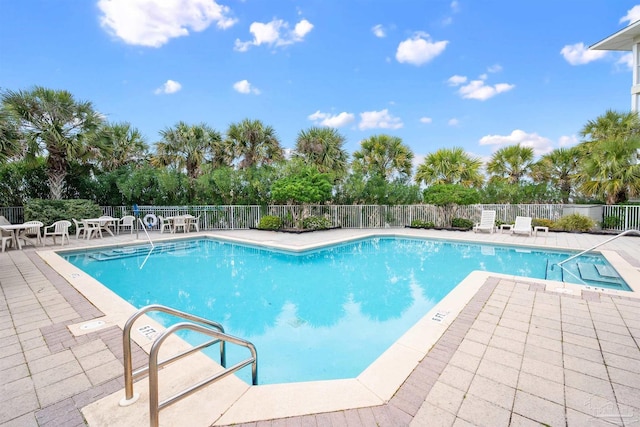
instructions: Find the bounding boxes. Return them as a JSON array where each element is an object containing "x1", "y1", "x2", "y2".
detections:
[
  {"x1": 96, "y1": 122, "x2": 149, "y2": 172},
  {"x1": 580, "y1": 109, "x2": 640, "y2": 142},
  {"x1": 575, "y1": 138, "x2": 640, "y2": 204},
  {"x1": 225, "y1": 119, "x2": 284, "y2": 169},
  {"x1": 415, "y1": 147, "x2": 484, "y2": 188},
  {"x1": 294, "y1": 127, "x2": 349, "y2": 177},
  {"x1": 152, "y1": 122, "x2": 223, "y2": 179},
  {"x1": 530, "y1": 147, "x2": 580, "y2": 203},
  {"x1": 0, "y1": 109, "x2": 22, "y2": 162},
  {"x1": 486, "y1": 144, "x2": 534, "y2": 184},
  {"x1": 1, "y1": 86, "x2": 104, "y2": 199},
  {"x1": 351, "y1": 134, "x2": 414, "y2": 180}
]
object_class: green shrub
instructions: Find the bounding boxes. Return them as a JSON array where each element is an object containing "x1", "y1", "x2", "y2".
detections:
[
  {"x1": 24, "y1": 199, "x2": 101, "y2": 227},
  {"x1": 257, "y1": 215, "x2": 283, "y2": 230},
  {"x1": 451, "y1": 217, "x2": 474, "y2": 229},
  {"x1": 302, "y1": 216, "x2": 331, "y2": 230},
  {"x1": 532, "y1": 218, "x2": 555, "y2": 228},
  {"x1": 553, "y1": 214, "x2": 595, "y2": 232},
  {"x1": 601, "y1": 215, "x2": 623, "y2": 229},
  {"x1": 411, "y1": 219, "x2": 435, "y2": 228}
]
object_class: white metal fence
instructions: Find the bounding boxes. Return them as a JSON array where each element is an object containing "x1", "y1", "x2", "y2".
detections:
[
  {"x1": 3, "y1": 204, "x2": 638, "y2": 231},
  {"x1": 603, "y1": 205, "x2": 640, "y2": 232}
]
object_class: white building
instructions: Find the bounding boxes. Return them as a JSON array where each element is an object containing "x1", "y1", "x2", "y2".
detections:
[{"x1": 591, "y1": 20, "x2": 640, "y2": 111}]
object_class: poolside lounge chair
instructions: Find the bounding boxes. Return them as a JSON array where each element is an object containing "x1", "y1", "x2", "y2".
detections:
[
  {"x1": 118, "y1": 215, "x2": 135, "y2": 234},
  {"x1": 511, "y1": 216, "x2": 533, "y2": 236},
  {"x1": 43, "y1": 220, "x2": 71, "y2": 246},
  {"x1": 473, "y1": 210, "x2": 496, "y2": 234}
]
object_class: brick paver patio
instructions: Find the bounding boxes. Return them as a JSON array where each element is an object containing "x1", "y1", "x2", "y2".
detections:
[{"x1": 1, "y1": 230, "x2": 639, "y2": 426}]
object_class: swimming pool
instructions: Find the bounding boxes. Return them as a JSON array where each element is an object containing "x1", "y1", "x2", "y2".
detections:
[{"x1": 63, "y1": 236, "x2": 630, "y2": 384}]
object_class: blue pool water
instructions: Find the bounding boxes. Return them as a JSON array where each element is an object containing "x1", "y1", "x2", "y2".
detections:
[{"x1": 63, "y1": 237, "x2": 630, "y2": 384}]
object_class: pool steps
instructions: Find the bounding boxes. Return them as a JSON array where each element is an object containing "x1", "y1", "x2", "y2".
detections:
[
  {"x1": 545, "y1": 259, "x2": 627, "y2": 289},
  {"x1": 89, "y1": 241, "x2": 200, "y2": 261}
]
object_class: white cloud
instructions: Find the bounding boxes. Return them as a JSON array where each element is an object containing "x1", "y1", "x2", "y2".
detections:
[
  {"x1": 447, "y1": 75, "x2": 467, "y2": 86},
  {"x1": 560, "y1": 42, "x2": 608, "y2": 65},
  {"x1": 479, "y1": 129, "x2": 553, "y2": 156},
  {"x1": 358, "y1": 109, "x2": 403, "y2": 130},
  {"x1": 233, "y1": 79, "x2": 260, "y2": 95},
  {"x1": 558, "y1": 135, "x2": 579, "y2": 147},
  {"x1": 419, "y1": 117, "x2": 432, "y2": 124},
  {"x1": 234, "y1": 18, "x2": 313, "y2": 52},
  {"x1": 308, "y1": 111, "x2": 355, "y2": 128},
  {"x1": 372, "y1": 24, "x2": 386, "y2": 38},
  {"x1": 154, "y1": 79, "x2": 182, "y2": 94},
  {"x1": 396, "y1": 33, "x2": 448, "y2": 66},
  {"x1": 97, "y1": 0, "x2": 236, "y2": 48},
  {"x1": 448, "y1": 118, "x2": 459, "y2": 126},
  {"x1": 449, "y1": 73, "x2": 514, "y2": 101},
  {"x1": 617, "y1": 52, "x2": 634, "y2": 70},
  {"x1": 621, "y1": 5, "x2": 640, "y2": 25},
  {"x1": 487, "y1": 64, "x2": 502, "y2": 73}
]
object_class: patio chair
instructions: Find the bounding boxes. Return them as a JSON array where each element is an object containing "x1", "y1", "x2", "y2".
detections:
[
  {"x1": 511, "y1": 216, "x2": 533, "y2": 236},
  {"x1": 173, "y1": 216, "x2": 188, "y2": 233},
  {"x1": 185, "y1": 214, "x2": 200, "y2": 232},
  {"x1": 119, "y1": 215, "x2": 135, "y2": 234},
  {"x1": 158, "y1": 215, "x2": 172, "y2": 233},
  {"x1": 72, "y1": 218, "x2": 87, "y2": 239},
  {"x1": 473, "y1": 210, "x2": 496, "y2": 234},
  {"x1": 83, "y1": 219, "x2": 102, "y2": 239},
  {"x1": 43, "y1": 220, "x2": 71, "y2": 246},
  {"x1": 0, "y1": 215, "x2": 10, "y2": 225},
  {"x1": 1, "y1": 229, "x2": 14, "y2": 252},
  {"x1": 17, "y1": 221, "x2": 44, "y2": 247}
]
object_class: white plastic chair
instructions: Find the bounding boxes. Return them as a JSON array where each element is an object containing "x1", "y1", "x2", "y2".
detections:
[
  {"x1": 17, "y1": 221, "x2": 44, "y2": 247},
  {"x1": 511, "y1": 216, "x2": 533, "y2": 236},
  {"x1": 473, "y1": 210, "x2": 496, "y2": 234},
  {"x1": 83, "y1": 219, "x2": 102, "y2": 239},
  {"x1": 185, "y1": 215, "x2": 200, "y2": 232},
  {"x1": 72, "y1": 218, "x2": 87, "y2": 239},
  {"x1": 1, "y1": 229, "x2": 14, "y2": 252},
  {"x1": 158, "y1": 216, "x2": 172, "y2": 233},
  {"x1": 173, "y1": 216, "x2": 188, "y2": 233},
  {"x1": 119, "y1": 215, "x2": 135, "y2": 234},
  {"x1": 43, "y1": 220, "x2": 71, "y2": 246}
]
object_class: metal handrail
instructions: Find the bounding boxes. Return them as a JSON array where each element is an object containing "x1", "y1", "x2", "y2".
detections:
[
  {"x1": 149, "y1": 322, "x2": 257, "y2": 427},
  {"x1": 557, "y1": 229, "x2": 640, "y2": 266},
  {"x1": 120, "y1": 305, "x2": 226, "y2": 405}
]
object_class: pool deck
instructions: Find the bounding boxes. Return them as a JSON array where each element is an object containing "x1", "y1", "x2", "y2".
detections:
[{"x1": 1, "y1": 228, "x2": 639, "y2": 426}]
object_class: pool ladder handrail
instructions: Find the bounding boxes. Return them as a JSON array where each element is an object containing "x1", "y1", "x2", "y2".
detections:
[
  {"x1": 557, "y1": 229, "x2": 640, "y2": 266},
  {"x1": 120, "y1": 304, "x2": 258, "y2": 427}
]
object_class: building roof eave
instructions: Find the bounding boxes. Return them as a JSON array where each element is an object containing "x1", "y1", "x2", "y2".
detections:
[{"x1": 591, "y1": 20, "x2": 640, "y2": 51}]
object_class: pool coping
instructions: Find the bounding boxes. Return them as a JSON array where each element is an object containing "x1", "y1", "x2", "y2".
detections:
[{"x1": 36, "y1": 229, "x2": 640, "y2": 425}]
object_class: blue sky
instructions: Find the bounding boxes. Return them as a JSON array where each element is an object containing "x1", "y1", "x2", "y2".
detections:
[{"x1": 1, "y1": 1, "x2": 638, "y2": 168}]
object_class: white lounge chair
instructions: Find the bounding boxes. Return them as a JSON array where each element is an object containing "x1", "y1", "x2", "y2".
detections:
[
  {"x1": 473, "y1": 210, "x2": 496, "y2": 234},
  {"x1": 511, "y1": 216, "x2": 533, "y2": 236},
  {"x1": 43, "y1": 220, "x2": 71, "y2": 246}
]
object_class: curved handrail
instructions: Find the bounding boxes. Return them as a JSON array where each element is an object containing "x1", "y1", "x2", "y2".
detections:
[
  {"x1": 557, "y1": 229, "x2": 640, "y2": 266},
  {"x1": 149, "y1": 322, "x2": 257, "y2": 427},
  {"x1": 121, "y1": 305, "x2": 226, "y2": 403}
]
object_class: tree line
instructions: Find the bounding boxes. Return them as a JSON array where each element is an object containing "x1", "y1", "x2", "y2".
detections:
[{"x1": 1, "y1": 86, "x2": 639, "y2": 207}]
